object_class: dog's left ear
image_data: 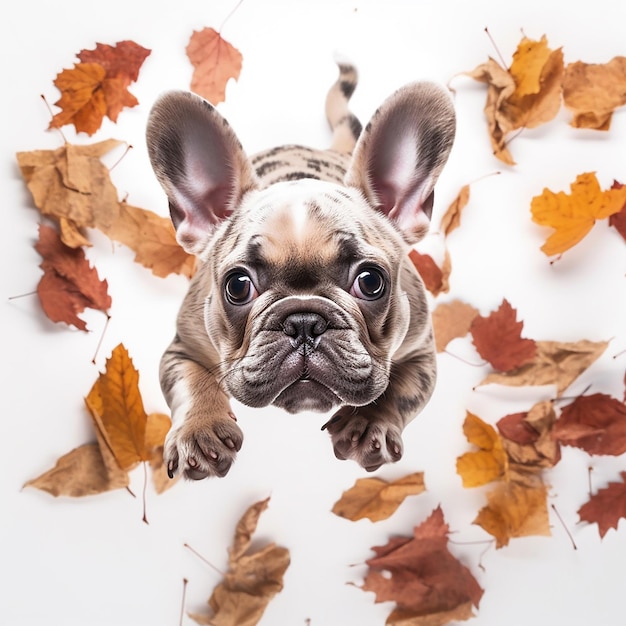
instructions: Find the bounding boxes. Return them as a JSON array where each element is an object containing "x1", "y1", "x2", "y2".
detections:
[{"x1": 345, "y1": 82, "x2": 456, "y2": 243}]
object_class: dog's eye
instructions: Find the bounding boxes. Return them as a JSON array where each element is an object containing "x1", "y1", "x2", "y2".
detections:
[
  {"x1": 225, "y1": 272, "x2": 258, "y2": 305},
  {"x1": 351, "y1": 268, "x2": 386, "y2": 301}
]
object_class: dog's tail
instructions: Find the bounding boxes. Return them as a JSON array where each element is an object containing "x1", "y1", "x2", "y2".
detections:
[{"x1": 325, "y1": 60, "x2": 363, "y2": 154}]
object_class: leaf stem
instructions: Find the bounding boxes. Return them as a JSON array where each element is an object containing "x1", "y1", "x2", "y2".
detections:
[
  {"x1": 142, "y1": 461, "x2": 150, "y2": 525},
  {"x1": 484, "y1": 27, "x2": 509, "y2": 69},
  {"x1": 444, "y1": 349, "x2": 488, "y2": 367},
  {"x1": 179, "y1": 578, "x2": 188, "y2": 626},
  {"x1": 91, "y1": 312, "x2": 111, "y2": 365},
  {"x1": 184, "y1": 543, "x2": 226, "y2": 576},
  {"x1": 219, "y1": 0, "x2": 245, "y2": 33},
  {"x1": 550, "y1": 503, "x2": 577, "y2": 550}
]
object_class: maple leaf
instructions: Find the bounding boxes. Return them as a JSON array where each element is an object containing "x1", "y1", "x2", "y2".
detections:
[
  {"x1": 478, "y1": 339, "x2": 608, "y2": 397},
  {"x1": 34, "y1": 223, "x2": 111, "y2": 331},
  {"x1": 361, "y1": 506, "x2": 483, "y2": 625},
  {"x1": 49, "y1": 41, "x2": 150, "y2": 134},
  {"x1": 331, "y1": 472, "x2": 425, "y2": 522},
  {"x1": 106, "y1": 200, "x2": 196, "y2": 278},
  {"x1": 562, "y1": 56, "x2": 626, "y2": 130},
  {"x1": 456, "y1": 412, "x2": 508, "y2": 487},
  {"x1": 408, "y1": 248, "x2": 451, "y2": 297},
  {"x1": 470, "y1": 299, "x2": 537, "y2": 372},
  {"x1": 189, "y1": 497, "x2": 290, "y2": 626},
  {"x1": 609, "y1": 180, "x2": 626, "y2": 242},
  {"x1": 552, "y1": 393, "x2": 626, "y2": 456},
  {"x1": 186, "y1": 28, "x2": 243, "y2": 105},
  {"x1": 17, "y1": 139, "x2": 123, "y2": 248},
  {"x1": 578, "y1": 472, "x2": 626, "y2": 538},
  {"x1": 431, "y1": 299, "x2": 479, "y2": 352},
  {"x1": 439, "y1": 184, "x2": 470, "y2": 237},
  {"x1": 531, "y1": 172, "x2": 626, "y2": 257},
  {"x1": 463, "y1": 34, "x2": 563, "y2": 164}
]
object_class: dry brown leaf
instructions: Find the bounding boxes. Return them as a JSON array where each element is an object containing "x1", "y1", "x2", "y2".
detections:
[
  {"x1": 563, "y1": 56, "x2": 626, "y2": 130},
  {"x1": 578, "y1": 472, "x2": 626, "y2": 538},
  {"x1": 478, "y1": 339, "x2": 608, "y2": 396},
  {"x1": 530, "y1": 172, "x2": 626, "y2": 257},
  {"x1": 190, "y1": 497, "x2": 290, "y2": 626},
  {"x1": 439, "y1": 184, "x2": 470, "y2": 237},
  {"x1": 431, "y1": 299, "x2": 479, "y2": 352},
  {"x1": 331, "y1": 472, "x2": 426, "y2": 522},
  {"x1": 106, "y1": 200, "x2": 196, "y2": 278},
  {"x1": 35, "y1": 223, "x2": 111, "y2": 331},
  {"x1": 17, "y1": 140, "x2": 123, "y2": 247},
  {"x1": 186, "y1": 28, "x2": 243, "y2": 105}
]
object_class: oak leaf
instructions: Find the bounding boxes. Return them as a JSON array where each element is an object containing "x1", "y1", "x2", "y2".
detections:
[
  {"x1": 552, "y1": 393, "x2": 626, "y2": 456},
  {"x1": 578, "y1": 472, "x2": 626, "y2": 538},
  {"x1": 35, "y1": 223, "x2": 111, "y2": 331},
  {"x1": 17, "y1": 139, "x2": 123, "y2": 248},
  {"x1": 189, "y1": 497, "x2": 290, "y2": 626},
  {"x1": 49, "y1": 41, "x2": 150, "y2": 134},
  {"x1": 331, "y1": 472, "x2": 425, "y2": 522},
  {"x1": 470, "y1": 299, "x2": 537, "y2": 372},
  {"x1": 562, "y1": 56, "x2": 626, "y2": 130},
  {"x1": 431, "y1": 299, "x2": 479, "y2": 352},
  {"x1": 456, "y1": 413, "x2": 508, "y2": 488},
  {"x1": 361, "y1": 506, "x2": 483, "y2": 625},
  {"x1": 530, "y1": 172, "x2": 626, "y2": 257},
  {"x1": 106, "y1": 200, "x2": 196, "y2": 278},
  {"x1": 463, "y1": 35, "x2": 563, "y2": 164},
  {"x1": 186, "y1": 28, "x2": 243, "y2": 105},
  {"x1": 478, "y1": 339, "x2": 608, "y2": 397},
  {"x1": 408, "y1": 248, "x2": 451, "y2": 297},
  {"x1": 609, "y1": 180, "x2": 626, "y2": 242}
]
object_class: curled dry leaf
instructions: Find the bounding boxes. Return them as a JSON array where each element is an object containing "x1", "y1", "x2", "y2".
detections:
[
  {"x1": 563, "y1": 56, "x2": 626, "y2": 130},
  {"x1": 17, "y1": 139, "x2": 124, "y2": 248},
  {"x1": 463, "y1": 34, "x2": 563, "y2": 164},
  {"x1": 530, "y1": 172, "x2": 626, "y2": 257},
  {"x1": 470, "y1": 299, "x2": 537, "y2": 372},
  {"x1": 439, "y1": 184, "x2": 470, "y2": 237},
  {"x1": 431, "y1": 299, "x2": 479, "y2": 352},
  {"x1": 331, "y1": 472, "x2": 426, "y2": 522},
  {"x1": 408, "y1": 248, "x2": 451, "y2": 297},
  {"x1": 35, "y1": 223, "x2": 111, "y2": 331},
  {"x1": 189, "y1": 497, "x2": 290, "y2": 626},
  {"x1": 478, "y1": 339, "x2": 609, "y2": 397},
  {"x1": 578, "y1": 472, "x2": 626, "y2": 538},
  {"x1": 552, "y1": 393, "x2": 626, "y2": 456},
  {"x1": 49, "y1": 40, "x2": 150, "y2": 135},
  {"x1": 361, "y1": 506, "x2": 483, "y2": 625},
  {"x1": 186, "y1": 27, "x2": 243, "y2": 105}
]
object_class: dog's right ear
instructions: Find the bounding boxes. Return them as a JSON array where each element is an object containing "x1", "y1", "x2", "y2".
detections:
[{"x1": 146, "y1": 91, "x2": 259, "y2": 255}]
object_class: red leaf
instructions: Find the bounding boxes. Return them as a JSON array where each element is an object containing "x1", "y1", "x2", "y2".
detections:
[
  {"x1": 578, "y1": 472, "x2": 626, "y2": 538},
  {"x1": 609, "y1": 180, "x2": 626, "y2": 241}
]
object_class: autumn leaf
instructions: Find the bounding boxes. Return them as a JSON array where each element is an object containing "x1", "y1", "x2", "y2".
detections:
[
  {"x1": 473, "y1": 480, "x2": 550, "y2": 548},
  {"x1": 186, "y1": 28, "x2": 243, "y2": 105},
  {"x1": 439, "y1": 184, "x2": 470, "y2": 237},
  {"x1": 189, "y1": 497, "x2": 290, "y2": 626},
  {"x1": 578, "y1": 472, "x2": 626, "y2": 538},
  {"x1": 361, "y1": 506, "x2": 483, "y2": 625},
  {"x1": 463, "y1": 34, "x2": 563, "y2": 164},
  {"x1": 531, "y1": 172, "x2": 626, "y2": 257},
  {"x1": 106, "y1": 200, "x2": 196, "y2": 278},
  {"x1": 408, "y1": 248, "x2": 451, "y2": 297},
  {"x1": 431, "y1": 299, "x2": 479, "y2": 352},
  {"x1": 49, "y1": 40, "x2": 150, "y2": 134},
  {"x1": 34, "y1": 223, "x2": 111, "y2": 331},
  {"x1": 562, "y1": 56, "x2": 626, "y2": 130},
  {"x1": 609, "y1": 180, "x2": 626, "y2": 242},
  {"x1": 478, "y1": 339, "x2": 608, "y2": 397},
  {"x1": 17, "y1": 139, "x2": 123, "y2": 248},
  {"x1": 470, "y1": 299, "x2": 537, "y2": 372},
  {"x1": 456, "y1": 412, "x2": 508, "y2": 488},
  {"x1": 552, "y1": 393, "x2": 626, "y2": 456},
  {"x1": 331, "y1": 472, "x2": 425, "y2": 522}
]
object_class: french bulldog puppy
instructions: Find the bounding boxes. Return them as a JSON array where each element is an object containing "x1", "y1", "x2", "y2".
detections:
[{"x1": 146, "y1": 64, "x2": 455, "y2": 479}]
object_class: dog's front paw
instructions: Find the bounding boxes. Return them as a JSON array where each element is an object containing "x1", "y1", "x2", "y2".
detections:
[
  {"x1": 164, "y1": 413, "x2": 243, "y2": 480},
  {"x1": 322, "y1": 407, "x2": 403, "y2": 472}
]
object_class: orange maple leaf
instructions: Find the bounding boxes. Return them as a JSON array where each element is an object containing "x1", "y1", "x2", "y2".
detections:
[
  {"x1": 531, "y1": 172, "x2": 626, "y2": 256},
  {"x1": 49, "y1": 41, "x2": 150, "y2": 134},
  {"x1": 186, "y1": 27, "x2": 243, "y2": 104},
  {"x1": 34, "y1": 224, "x2": 111, "y2": 331}
]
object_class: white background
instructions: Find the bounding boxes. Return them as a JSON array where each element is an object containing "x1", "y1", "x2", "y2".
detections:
[{"x1": 3, "y1": 1, "x2": 626, "y2": 625}]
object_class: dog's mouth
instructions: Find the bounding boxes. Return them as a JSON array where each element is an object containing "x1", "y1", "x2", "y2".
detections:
[{"x1": 274, "y1": 376, "x2": 341, "y2": 413}]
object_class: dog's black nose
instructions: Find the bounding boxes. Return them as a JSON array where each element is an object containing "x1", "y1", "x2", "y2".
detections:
[{"x1": 282, "y1": 312, "x2": 328, "y2": 350}]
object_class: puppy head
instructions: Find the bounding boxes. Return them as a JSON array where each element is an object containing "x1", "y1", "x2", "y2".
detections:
[{"x1": 146, "y1": 82, "x2": 455, "y2": 413}]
